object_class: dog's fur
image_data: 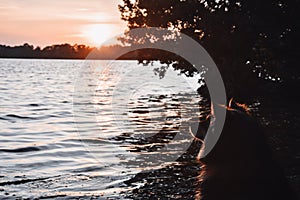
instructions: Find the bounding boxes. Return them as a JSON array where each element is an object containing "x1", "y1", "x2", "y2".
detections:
[{"x1": 193, "y1": 100, "x2": 297, "y2": 200}]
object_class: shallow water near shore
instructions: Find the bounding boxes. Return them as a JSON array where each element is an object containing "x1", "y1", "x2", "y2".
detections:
[{"x1": 0, "y1": 59, "x2": 299, "y2": 199}]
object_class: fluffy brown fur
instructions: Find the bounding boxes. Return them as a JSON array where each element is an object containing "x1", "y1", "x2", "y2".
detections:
[{"x1": 194, "y1": 100, "x2": 297, "y2": 200}]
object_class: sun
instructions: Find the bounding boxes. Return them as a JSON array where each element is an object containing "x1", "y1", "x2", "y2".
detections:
[{"x1": 82, "y1": 24, "x2": 114, "y2": 46}]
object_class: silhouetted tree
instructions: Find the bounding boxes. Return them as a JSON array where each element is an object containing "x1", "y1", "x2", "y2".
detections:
[{"x1": 119, "y1": 0, "x2": 300, "y2": 101}]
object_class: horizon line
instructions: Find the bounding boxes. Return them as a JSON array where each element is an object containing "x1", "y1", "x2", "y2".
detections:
[{"x1": 0, "y1": 42, "x2": 127, "y2": 49}]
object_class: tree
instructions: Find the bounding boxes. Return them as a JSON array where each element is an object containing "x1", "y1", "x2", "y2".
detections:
[{"x1": 119, "y1": 0, "x2": 300, "y2": 101}]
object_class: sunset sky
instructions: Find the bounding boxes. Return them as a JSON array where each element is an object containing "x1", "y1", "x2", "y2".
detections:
[{"x1": 0, "y1": 0, "x2": 127, "y2": 47}]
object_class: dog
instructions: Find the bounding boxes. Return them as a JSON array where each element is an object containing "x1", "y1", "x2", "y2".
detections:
[{"x1": 190, "y1": 99, "x2": 297, "y2": 200}]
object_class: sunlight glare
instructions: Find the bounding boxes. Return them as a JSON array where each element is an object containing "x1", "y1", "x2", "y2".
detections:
[{"x1": 82, "y1": 24, "x2": 114, "y2": 46}]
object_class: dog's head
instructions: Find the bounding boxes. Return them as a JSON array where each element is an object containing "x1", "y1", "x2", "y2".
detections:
[{"x1": 190, "y1": 99, "x2": 266, "y2": 164}]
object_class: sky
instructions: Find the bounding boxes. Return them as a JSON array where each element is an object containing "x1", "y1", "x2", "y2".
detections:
[{"x1": 0, "y1": 0, "x2": 128, "y2": 47}]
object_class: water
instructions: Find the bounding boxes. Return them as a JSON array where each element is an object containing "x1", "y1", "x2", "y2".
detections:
[{"x1": 0, "y1": 59, "x2": 206, "y2": 199}]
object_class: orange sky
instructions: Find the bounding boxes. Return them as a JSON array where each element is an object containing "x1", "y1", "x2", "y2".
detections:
[{"x1": 0, "y1": 0, "x2": 127, "y2": 47}]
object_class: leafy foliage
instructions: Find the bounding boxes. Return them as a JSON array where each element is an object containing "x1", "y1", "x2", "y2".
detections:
[{"x1": 119, "y1": 0, "x2": 300, "y2": 101}]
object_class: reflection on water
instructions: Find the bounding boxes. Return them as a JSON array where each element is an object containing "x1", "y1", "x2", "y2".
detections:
[
  {"x1": 73, "y1": 60, "x2": 206, "y2": 173},
  {"x1": 0, "y1": 59, "x2": 205, "y2": 199}
]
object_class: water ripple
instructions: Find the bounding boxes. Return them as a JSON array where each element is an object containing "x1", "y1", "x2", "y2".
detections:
[{"x1": 0, "y1": 146, "x2": 42, "y2": 153}]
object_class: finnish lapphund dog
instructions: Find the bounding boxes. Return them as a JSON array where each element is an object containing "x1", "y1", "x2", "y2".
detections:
[{"x1": 190, "y1": 99, "x2": 297, "y2": 200}]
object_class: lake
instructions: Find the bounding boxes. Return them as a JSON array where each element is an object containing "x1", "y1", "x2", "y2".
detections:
[{"x1": 0, "y1": 59, "x2": 208, "y2": 199}]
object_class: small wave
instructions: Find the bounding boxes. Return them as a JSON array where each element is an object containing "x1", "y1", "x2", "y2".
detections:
[
  {"x1": 131, "y1": 110, "x2": 150, "y2": 114},
  {"x1": 38, "y1": 194, "x2": 67, "y2": 199},
  {"x1": 0, "y1": 146, "x2": 41, "y2": 153},
  {"x1": 4, "y1": 114, "x2": 60, "y2": 121},
  {"x1": 0, "y1": 175, "x2": 60, "y2": 186},
  {"x1": 72, "y1": 166, "x2": 105, "y2": 173},
  {"x1": 28, "y1": 103, "x2": 40, "y2": 107},
  {"x1": 5, "y1": 114, "x2": 33, "y2": 119},
  {"x1": 31, "y1": 108, "x2": 50, "y2": 111}
]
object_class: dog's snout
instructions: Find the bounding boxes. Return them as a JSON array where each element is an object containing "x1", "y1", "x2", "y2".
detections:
[{"x1": 189, "y1": 119, "x2": 210, "y2": 141}]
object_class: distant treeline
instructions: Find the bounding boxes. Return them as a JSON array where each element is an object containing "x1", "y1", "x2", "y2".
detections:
[{"x1": 0, "y1": 43, "x2": 162, "y2": 60}]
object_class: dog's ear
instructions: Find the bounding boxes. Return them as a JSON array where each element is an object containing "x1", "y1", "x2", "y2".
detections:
[
  {"x1": 228, "y1": 98, "x2": 235, "y2": 108},
  {"x1": 228, "y1": 98, "x2": 250, "y2": 114}
]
